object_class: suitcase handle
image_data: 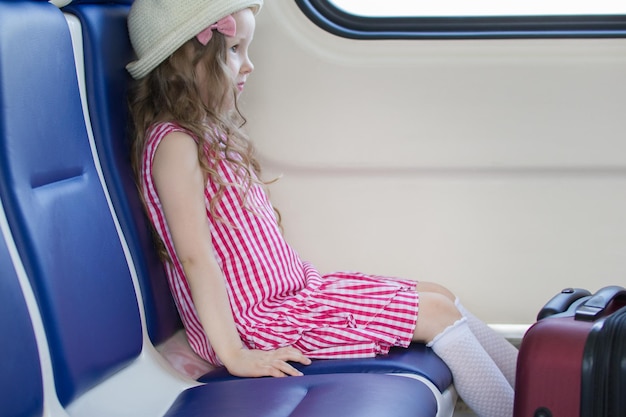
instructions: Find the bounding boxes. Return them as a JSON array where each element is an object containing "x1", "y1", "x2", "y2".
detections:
[
  {"x1": 537, "y1": 288, "x2": 591, "y2": 320},
  {"x1": 575, "y1": 285, "x2": 626, "y2": 322}
]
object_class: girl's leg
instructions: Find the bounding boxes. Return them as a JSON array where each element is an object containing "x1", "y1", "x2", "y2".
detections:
[
  {"x1": 414, "y1": 288, "x2": 514, "y2": 417},
  {"x1": 455, "y1": 299, "x2": 518, "y2": 387},
  {"x1": 416, "y1": 282, "x2": 518, "y2": 387}
]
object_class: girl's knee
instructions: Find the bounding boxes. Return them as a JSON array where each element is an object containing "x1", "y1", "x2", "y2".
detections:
[
  {"x1": 413, "y1": 292, "x2": 462, "y2": 344},
  {"x1": 416, "y1": 281, "x2": 456, "y2": 302}
]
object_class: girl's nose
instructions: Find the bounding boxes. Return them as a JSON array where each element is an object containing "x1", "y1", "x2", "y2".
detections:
[{"x1": 242, "y1": 55, "x2": 254, "y2": 74}]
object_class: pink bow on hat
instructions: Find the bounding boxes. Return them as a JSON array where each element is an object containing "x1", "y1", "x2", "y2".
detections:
[{"x1": 196, "y1": 15, "x2": 237, "y2": 45}]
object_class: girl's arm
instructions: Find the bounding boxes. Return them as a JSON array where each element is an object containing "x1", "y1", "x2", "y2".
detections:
[{"x1": 152, "y1": 131, "x2": 310, "y2": 377}]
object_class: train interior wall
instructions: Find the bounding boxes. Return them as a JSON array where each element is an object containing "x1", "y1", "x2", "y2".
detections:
[{"x1": 242, "y1": 0, "x2": 626, "y2": 326}]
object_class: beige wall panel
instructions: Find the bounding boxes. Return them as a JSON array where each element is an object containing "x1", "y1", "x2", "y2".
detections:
[{"x1": 240, "y1": 0, "x2": 626, "y2": 324}]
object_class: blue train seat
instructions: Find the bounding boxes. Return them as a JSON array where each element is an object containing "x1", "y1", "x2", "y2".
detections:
[
  {"x1": 164, "y1": 374, "x2": 438, "y2": 417},
  {"x1": 0, "y1": 222, "x2": 43, "y2": 417},
  {"x1": 63, "y1": 0, "x2": 181, "y2": 348},
  {"x1": 0, "y1": 0, "x2": 143, "y2": 407},
  {"x1": 200, "y1": 343, "x2": 452, "y2": 392},
  {"x1": 0, "y1": 0, "x2": 440, "y2": 416},
  {"x1": 63, "y1": 2, "x2": 454, "y2": 411}
]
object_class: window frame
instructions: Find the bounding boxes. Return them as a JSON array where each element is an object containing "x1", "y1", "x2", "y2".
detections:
[{"x1": 295, "y1": 0, "x2": 626, "y2": 39}]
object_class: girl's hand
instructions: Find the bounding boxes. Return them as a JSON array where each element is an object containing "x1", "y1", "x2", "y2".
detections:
[{"x1": 225, "y1": 346, "x2": 312, "y2": 378}]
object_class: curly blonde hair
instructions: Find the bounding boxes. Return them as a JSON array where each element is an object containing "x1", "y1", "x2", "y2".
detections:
[{"x1": 128, "y1": 32, "x2": 274, "y2": 259}]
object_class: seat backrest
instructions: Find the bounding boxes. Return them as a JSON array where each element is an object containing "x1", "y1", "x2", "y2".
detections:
[
  {"x1": 0, "y1": 0, "x2": 142, "y2": 406},
  {"x1": 64, "y1": 0, "x2": 183, "y2": 346},
  {"x1": 0, "y1": 223, "x2": 44, "y2": 417}
]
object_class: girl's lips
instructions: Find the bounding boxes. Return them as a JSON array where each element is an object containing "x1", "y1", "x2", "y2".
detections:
[{"x1": 237, "y1": 82, "x2": 245, "y2": 92}]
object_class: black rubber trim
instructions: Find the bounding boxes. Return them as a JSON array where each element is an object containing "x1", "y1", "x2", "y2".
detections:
[{"x1": 295, "y1": 0, "x2": 626, "y2": 39}]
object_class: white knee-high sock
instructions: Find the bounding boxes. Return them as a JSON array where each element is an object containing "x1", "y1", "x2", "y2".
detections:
[
  {"x1": 428, "y1": 318, "x2": 514, "y2": 417},
  {"x1": 456, "y1": 299, "x2": 518, "y2": 388}
]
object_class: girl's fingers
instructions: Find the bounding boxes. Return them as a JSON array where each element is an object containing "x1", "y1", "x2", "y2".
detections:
[
  {"x1": 275, "y1": 347, "x2": 312, "y2": 365},
  {"x1": 271, "y1": 359, "x2": 303, "y2": 377},
  {"x1": 262, "y1": 347, "x2": 310, "y2": 377}
]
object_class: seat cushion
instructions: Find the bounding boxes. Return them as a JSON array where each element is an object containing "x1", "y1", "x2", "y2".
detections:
[
  {"x1": 201, "y1": 343, "x2": 452, "y2": 392},
  {"x1": 167, "y1": 374, "x2": 437, "y2": 417}
]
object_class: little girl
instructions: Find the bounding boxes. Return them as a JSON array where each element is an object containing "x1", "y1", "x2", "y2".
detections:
[{"x1": 126, "y1": 1, "x2": 517, "y2": 416}]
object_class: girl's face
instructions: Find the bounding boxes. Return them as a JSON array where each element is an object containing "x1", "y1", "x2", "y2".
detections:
[{"x1": 226, "y1": 9, "x2": 256, "y2": 98}]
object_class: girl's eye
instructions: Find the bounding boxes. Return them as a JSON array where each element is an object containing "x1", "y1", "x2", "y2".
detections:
[{"x1": 230, "y1": 45, "x2": 239, "y2": 53}]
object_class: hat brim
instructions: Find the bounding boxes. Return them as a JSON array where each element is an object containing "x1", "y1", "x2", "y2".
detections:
[{"x1": 127, "y1": 0, "x2": 262, "y2": 79}]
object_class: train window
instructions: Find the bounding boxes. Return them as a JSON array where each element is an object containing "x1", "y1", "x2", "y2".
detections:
[{"x1": 296, "y1": 0, "x2": 626, "y2": 39}]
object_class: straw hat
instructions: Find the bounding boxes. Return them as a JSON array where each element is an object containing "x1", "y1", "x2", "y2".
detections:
[{"x1": 127, "y1": 0, "x2": 263, "y2": 79}]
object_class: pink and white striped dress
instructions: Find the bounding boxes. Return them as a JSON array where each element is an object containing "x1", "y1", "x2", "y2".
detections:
[{"x1": 141, "y1": 122, "x2": 419, "y2": 366}]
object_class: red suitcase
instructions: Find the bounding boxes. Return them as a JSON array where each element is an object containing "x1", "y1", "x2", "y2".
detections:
[{"x1": 514, "y1": 286, "x2": 626, "y2": 417}]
